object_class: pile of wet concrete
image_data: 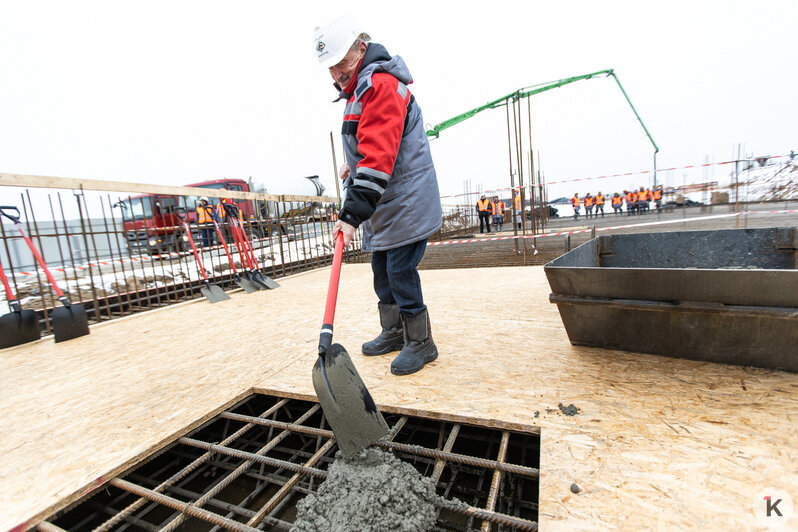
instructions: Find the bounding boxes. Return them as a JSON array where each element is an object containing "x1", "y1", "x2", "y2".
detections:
[{"x1": 292, "y1": 447, "x2": 461, "y2": 532}]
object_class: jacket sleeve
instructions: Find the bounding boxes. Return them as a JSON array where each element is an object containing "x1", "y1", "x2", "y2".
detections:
[{"x1": 338, "y1": 74, "x2": 408, "y2": 228}]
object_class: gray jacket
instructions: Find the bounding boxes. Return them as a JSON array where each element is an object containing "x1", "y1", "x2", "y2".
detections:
[{"x1": 338, "y1": 43, "x2": 442, "y2": 252}]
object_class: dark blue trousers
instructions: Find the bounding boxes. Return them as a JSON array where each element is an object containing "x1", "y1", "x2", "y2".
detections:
[{"x1": 371, "y1": 238, "x2": 428, "y2": 317}]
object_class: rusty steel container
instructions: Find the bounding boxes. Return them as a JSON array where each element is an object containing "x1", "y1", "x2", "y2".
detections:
[{"x1": 544, "y1": 227, "x2": 798, "y2": 372}]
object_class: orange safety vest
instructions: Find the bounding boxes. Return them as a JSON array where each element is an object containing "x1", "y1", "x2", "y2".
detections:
[
  {"x1": 627, "y1": 192, "x2": 637, "y2": 202},
  {"x1": 217, "y1": 198, "x2": 243, "y2": 221},
  {"x1": 584, "y1": 196, "x2": 595, "y2": 207},
  {"x1": 491, "y1": 201, "x2": 505, "y2": 216},
  {"x1": 477, "y1": 198, "x2": 491, "y2": 212},
  {"x1": 638, "y1": 191, "x2": 647, "y2": 201},
  {"x1": 571, "y1": 196, "x2": 580, "y2": 207},
  {"x1": 612, "y1": 195, "x2": 622, "y2": 206},
  {"x1": 654, "y1": 189, "x2": 662, "y2": 200},
  {"x1": 595, "y1": 194, "x2": 604, "y2": 205},
  {"x1": 644, "y1": 189, "x2": 652, "y2": 201},
  {"x1": 514, "y1": 194, "x2": 521, "y2": 210},
  {"x1": 196, "y1": 204, "x2": 215, "y2": 224}
]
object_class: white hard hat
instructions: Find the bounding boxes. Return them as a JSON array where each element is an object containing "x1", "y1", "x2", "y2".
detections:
[
  {"x1": 313, "y1": 15, "x2": 366, "y2": 69},
  {"x1": 199, "y1": 196, "x2": 209, "y2": 202}
]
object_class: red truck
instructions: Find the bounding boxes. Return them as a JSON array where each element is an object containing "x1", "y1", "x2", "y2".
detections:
[{"x1": 115, "y1": 178, "x2": 298, "y2": 256}]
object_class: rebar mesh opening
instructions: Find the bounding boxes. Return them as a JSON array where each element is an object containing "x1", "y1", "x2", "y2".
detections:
[{"x1": 46, "y1": 394, "x2": 540, "y2": 531}]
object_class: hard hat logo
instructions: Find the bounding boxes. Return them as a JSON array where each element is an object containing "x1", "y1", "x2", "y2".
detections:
[{"x1": 316, "y1": 40, "x2": 326, "y2": 52}]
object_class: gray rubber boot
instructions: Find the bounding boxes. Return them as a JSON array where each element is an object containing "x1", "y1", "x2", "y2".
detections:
[
  {"x1": 391, "y1": 309, "x2": 438, "y2": 375},
  {"x1": 361, "y1": 303, "x2": 404, "y2": 356}
]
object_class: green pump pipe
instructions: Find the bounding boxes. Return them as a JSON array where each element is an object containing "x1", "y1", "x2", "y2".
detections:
[{"x1": 426, "y1": 69, "x2": 659, "y2": 185}]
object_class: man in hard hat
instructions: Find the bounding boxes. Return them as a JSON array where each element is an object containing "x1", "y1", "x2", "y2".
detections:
[
  {"x1": 315, "y1": 16, "x2": 442, "y2": 376},
  {"x1": 476, "y1": 194, "x2": 491, "y2": 233},
  {"x1": 196, "y1": 197, "x2": 217, "y2": 248}
]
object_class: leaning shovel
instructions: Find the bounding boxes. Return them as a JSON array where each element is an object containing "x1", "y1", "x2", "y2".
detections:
[
  {"x1": 1, "y1": 206, "x2": 89, "y2": 343},
  {"x1": 0, "y1": 259, "x2": 40, "y2": 349},
  {"x1": 312, "y1": 232, "x2": 389, "y2": 457},
  {"x1": 175, "y1": 209, "x2": 229, "y2": 303},
  {"x1": 211, "y1": 218, "x2": 259, "y2": 293}
]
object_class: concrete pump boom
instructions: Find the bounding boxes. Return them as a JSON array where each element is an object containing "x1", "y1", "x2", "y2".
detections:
[{"x1": 425, "y1": 69, "x2": 660, "y2": 185}]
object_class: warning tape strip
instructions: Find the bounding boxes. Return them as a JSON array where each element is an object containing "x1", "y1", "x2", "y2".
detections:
[
  {"x1": 427, "y1": 209, "x2": 798, "y2": 246},
  {"x1": 439, "y1": 154, "x2": 794, "y2": 199},
  {"x1": 11, "y1": 230, "x2": 311, "y2": 277},
  {"x1": 7, "y1": 209, "x2": 797, "y2": 277}
]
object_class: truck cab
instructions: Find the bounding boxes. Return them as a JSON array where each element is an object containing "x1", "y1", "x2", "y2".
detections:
[{"x1": 115, "y1": 194, "x2": 182, "y2": 256}]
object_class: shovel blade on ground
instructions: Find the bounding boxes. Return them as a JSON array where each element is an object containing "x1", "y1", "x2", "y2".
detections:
[
  {"x1": 312, "y1": 343, "x2": 389, "y2": 458},
  {"x1": 201, "y1": 283, "x2": 230, "y2": 303},
  {"x1": 51, "y1": 304, "x2": 90, "y2": 343},
  {"x1": 254, "y1": 272, "x2": 280, "y2": 289},
  {"x1": 236, "y1": 275, "x2": 260, "y2": 293},
  {"x1": 0, "y1": 309, "x2": 40, "y2": 349}
]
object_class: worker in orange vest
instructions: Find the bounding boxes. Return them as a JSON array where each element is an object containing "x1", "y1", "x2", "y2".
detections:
[
  {"x1": 491, "y1": 195, "x2": 505, "y2": 232},
  {"x1": 595, "y1": 191, "x2": 605, "y2": 218},
  {"x1": 653, "y1": 185, "x2": 663, "y2": 213},
  {"x1": 195, "y1": 196, "x2": 218, "y2": 247},
  {"x1": 625, "y1": 189, "x2": 637, "y2": 216},
  {"x1": 638, "y1": 186, "x2": 649, "y2": 214},
  {"x1": 584, "y1": 193, "x2": 595, "y2": 219},
  {"x1": 476, "y1": 194, "x2": 491, "y2": 233},
  {"x1": 611, "y1": 192, "x2": 623, "y2": 215},
  {"x1": 571, "y1": 193, "x2": 581, "y2": 221}
]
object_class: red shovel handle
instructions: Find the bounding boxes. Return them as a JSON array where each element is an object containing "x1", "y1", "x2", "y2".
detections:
[
  {"x1": 0, "y1": 259, "x2": 17, "y2": 301},
  {"x1": 319, "y1": 232, "x2": 344, "y2": 355},
  {"x1": 14, "y1": 222, "x2": 66, "y2": 298}
]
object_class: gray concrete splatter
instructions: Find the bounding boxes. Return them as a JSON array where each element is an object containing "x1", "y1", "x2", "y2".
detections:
[
  {"x1": 558, "y1": 403, "x2": 580, "y2": 416},
  {"x1": 292, "y1": 447, "x2": 460, "y2": 532}
]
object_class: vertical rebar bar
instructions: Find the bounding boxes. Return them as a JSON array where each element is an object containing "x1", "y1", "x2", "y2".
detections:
[
  {"x1": 73, "y1": 188, "x2": 102, "y2": 320},
  {"x1": 79, "y1": 189, "x2": 113, "y2": 321},
  {"x1": 22, "y1": 192, "x2": 54, "y2": 332}
]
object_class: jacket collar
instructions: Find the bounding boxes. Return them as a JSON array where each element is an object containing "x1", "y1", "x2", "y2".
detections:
[{"x1": 332, "y1": 43, "x2": 393, "y2": 102}]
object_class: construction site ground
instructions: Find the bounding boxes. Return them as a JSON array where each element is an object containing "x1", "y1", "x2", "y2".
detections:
[{"x1": 3, "y1": 217, "x2": 798, "y2": 530}]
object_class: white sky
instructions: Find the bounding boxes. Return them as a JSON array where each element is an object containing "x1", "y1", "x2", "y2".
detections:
[{"x1": 1, "y1": 0, "x2": 796, "y2": 204}]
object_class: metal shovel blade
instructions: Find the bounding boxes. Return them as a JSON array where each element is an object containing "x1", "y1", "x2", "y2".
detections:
[
  {"x1": 0, "y1": 309, "x2": 40, "y2": 349},
  {"x1": 254, "y1": 271, "x2": 280, "y2": 289},
  {"x1": 312, "y1": 343, "x2": 389, "y2": 458},
  {"x1": 201, "y1": 282, "x2": 230, "y2": 303},
  {"x1": 51, "y1": 304, "x2": 90, "y2": 343},
  {"x1": 236, "y1": 275, "x2": 260, "y2": 293}
]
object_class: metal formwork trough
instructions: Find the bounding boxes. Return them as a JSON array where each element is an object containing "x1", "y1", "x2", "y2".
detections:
[{"x1": 545, "y1": 227, "x2": 798, "y2": 372}]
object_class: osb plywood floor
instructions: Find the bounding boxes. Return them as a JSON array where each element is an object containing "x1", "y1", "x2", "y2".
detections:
[{"x1": 1, "y1": 264, "x2": 797, "y2": 531}]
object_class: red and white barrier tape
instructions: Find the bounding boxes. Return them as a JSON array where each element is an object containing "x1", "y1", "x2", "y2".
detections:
[
  {"x1": 427, "y1": 209, "x2": 798, "y2": 246},
  {"x1": 7, "y1": 209, "x2": 797, "y2": 276},
  {"x1": 439, "y1": 153, "x2": 794, "y2": 199}
]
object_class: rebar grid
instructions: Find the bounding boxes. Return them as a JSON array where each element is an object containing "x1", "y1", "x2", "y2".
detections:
[{"x1": 47, "y1": 394, "x2": 539, "y2": 531}]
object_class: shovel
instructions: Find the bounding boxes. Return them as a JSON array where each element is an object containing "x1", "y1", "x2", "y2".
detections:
[
  {"x1": 211, "y1": 217, "x2": 259, "y2": 293},
  {"x1": 312, "y1": 232, "x2": 389, "y2": 458},
  {"x1": 0, "y1": 259, "x2": 40, "y2": 349},
  {"x1": 174, "y1": 209, "x2": 229, "y2": 303},
  {"x1": 222, "y1": 204, "x2": 277, "y2": 290},
  {"x1": 1, "y1": 206, "x2": 89, "y2": 343},
  {"x1": 225, "y1": 211, "x2": 268, "y2": 290},
  {"x1": 231, "y1": 216, "x2": 279, "y2": 290}
]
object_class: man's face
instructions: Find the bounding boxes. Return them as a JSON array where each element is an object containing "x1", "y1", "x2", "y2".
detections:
[{"x1": 329, "y1": 41, "x2": 367, "y2": 89}]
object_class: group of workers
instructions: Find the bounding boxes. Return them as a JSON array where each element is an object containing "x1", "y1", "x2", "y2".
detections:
[
  {"x1": 571, "y1": 185, "x2": 664, "y2": 220},
  {"x1": 475, "y1": 192, "x2": 522, "y2": 233}
]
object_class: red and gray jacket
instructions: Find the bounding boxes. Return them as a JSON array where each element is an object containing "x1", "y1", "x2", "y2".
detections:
[{"x1": 336, "y1": 43, "x2": 442, "y2": 252}]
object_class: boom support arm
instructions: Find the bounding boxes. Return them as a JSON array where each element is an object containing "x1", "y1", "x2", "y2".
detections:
[{"x1": 425, "y1": 69, "x2": 659, "y2": 158}]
